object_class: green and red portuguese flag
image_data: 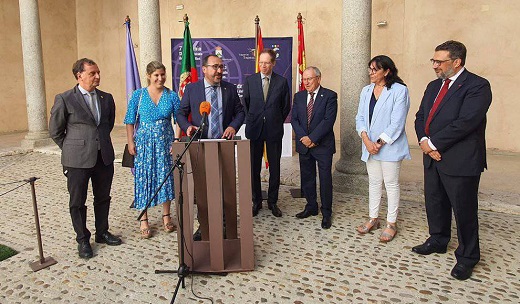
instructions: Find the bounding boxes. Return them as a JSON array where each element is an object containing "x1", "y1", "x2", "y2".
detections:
[{"x1": 179, "y1": 20, "x2": 198, "y2": 98}]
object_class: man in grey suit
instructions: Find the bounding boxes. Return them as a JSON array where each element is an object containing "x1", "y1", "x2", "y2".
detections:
[
  {"x1": 243, "y1": 49, "x2": 290, "y2": 217},
  {"x1": 49, "y1": 58, "x2": 122, "y2": 259}
]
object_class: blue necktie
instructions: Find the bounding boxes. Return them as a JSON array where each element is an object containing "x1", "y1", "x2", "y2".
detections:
[{"x1": 209, "y1": 86, "x2": 220, "y2": 139}]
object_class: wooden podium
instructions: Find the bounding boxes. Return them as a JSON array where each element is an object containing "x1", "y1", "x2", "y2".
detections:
[{"x1": 171, "y1": 140, "x2": 254, "y2": 273}]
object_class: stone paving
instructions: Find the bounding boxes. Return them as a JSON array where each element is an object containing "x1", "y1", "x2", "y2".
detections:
[{"x1": 0, "y1": 152, "x2": 519, "y2": 303}]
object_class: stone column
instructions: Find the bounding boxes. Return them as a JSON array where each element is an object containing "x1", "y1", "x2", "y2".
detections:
[
  {"x1": 19, "y1": 0, "x2": 52, "y2": 149},
  {"x1": 333, "y1": 0, "x2": 372, "y2": 195},
  {"x1": 138, "y1": 0, "x2": 162, "y2": 82}
]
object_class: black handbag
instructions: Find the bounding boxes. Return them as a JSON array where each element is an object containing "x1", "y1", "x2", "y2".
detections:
[
  {"x1": 122, "y1": 144, "x2": 134, "y2": 168},
  {"x1": 122, "y1": 90, "x2": 143, "y2": 168}
]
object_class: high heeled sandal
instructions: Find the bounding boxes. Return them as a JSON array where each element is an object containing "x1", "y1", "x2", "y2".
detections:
[
  {"x1": 162, "y1": 214, "x2": 176, "y2": 233},
  {"x1": 140, "y1": 219, "x2": 152, "y2": 239},
  {"x1": 356, "y1": 218, "x2": 380, "y2": 234},
  {"x1": 380, "y1": 223, "x2": 397, "y2": 243}
]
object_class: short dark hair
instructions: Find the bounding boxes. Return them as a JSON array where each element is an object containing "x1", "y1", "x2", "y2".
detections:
[
  {"x1": 368, "y1": 55, "x2": 406, "y2": 88},
  {"x1": 435, "y1": 40, "x2": 467, "y2": 66},
  {"x1": 259, "y1": 48, "x2": 276, "y2": 63},
  {"x1": 72, "y1": 58, "x2": 96, "y2": 79},
  {"x1": 202, "y1": 54, "x2": 220, "y2": 66}
]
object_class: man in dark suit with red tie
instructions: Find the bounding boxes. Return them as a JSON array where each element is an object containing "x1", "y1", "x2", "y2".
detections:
[
  {"x1": 49, "y1": 58, "x2": 122, "y2": 259},
  {"x1": 292, "y1": 66, "x2": 338, "y2": 229},
  {"x1": 243, "y1": 49, "x2": 291, "y2": 218},
  {"x1": 413, "y1": 41, "x2": 492, "y2": 280}
]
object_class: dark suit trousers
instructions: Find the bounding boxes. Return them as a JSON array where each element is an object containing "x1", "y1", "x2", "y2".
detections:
[
  {"x1": 250, "y1": 130, "x2": 282, "y2": 206},
  {"x1": 65, "y1": 151, "x2": 114, "y2": 243},
  {"x1": 299, "y1": 152, "x2": 333, "y2": 218},
  {"x1": 424, "y1": 161, "x2": 481, "y2": 266}
]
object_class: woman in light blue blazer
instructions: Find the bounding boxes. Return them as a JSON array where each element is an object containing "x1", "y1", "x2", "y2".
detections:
[{"x1": 355, "y1": 55, "x2": 411, "y2": 242}]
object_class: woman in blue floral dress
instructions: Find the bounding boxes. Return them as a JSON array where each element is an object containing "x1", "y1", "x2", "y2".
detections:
[{"x1": 124, "y1": 61, "x2": 180, "y2": 238}]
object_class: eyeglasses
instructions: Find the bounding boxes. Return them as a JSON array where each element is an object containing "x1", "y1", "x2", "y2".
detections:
[
  {"x1": 258, "y1": 62, "x2": 273, "y2": 66},
  {"x1": 302, "y1": 76, "x2": 318, "y2": 82},
  {"x1": 430, "y1": 59, "x2": 452, "y2": 66},
  {"x1": 205, "y1": 64, "x2": 225, "y2": 71},
  {"x1": 367, "y1": 67, "x2": 380, "y2": 74}
]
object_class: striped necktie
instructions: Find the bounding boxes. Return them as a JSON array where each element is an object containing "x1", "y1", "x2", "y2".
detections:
[
  {"x1": 307, "y1": 91, "x2": 315, "y2": 129},
  {"x1": 209, "y1": 86, "x2": 220, "y2": 138}
]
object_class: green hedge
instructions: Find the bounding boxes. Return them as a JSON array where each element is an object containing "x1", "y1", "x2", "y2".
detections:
[{"x1": 0, "y1": 244, "x2": 18, "y2": 261}]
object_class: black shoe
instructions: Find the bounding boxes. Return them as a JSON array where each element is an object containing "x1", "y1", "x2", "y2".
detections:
[
  {"x1": 95, "y1": 231, "x2": 122, "y2": 246},
  {"x1": 78, "y1": 241, "x2": 93, "y2": 259},
  {"x1": 451, "y1": 263, "x2": 473, "y2": 280},
  {"x1": 193, "y1": 227, "x2": 202, "y2": 241},
  {"x1": 321, "y1": 216, "x2": 332, "y2": 229},
  {"x1": 411, "y1": 241, "x2": 447, "y2": 255},
  {"x1": 295, "y1": 209, "x2": 319, "y2": 219},
  {"x1": 252, "y1": 204, "x2": 262, "y2": 217},
  {"x1": 268, "y1": 204, "x2": 282, "y2": 217}
]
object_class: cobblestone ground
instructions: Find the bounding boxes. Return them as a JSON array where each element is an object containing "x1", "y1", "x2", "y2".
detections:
[{"x1": 0, "y1": 152, "x2": 519, "y2": 303}]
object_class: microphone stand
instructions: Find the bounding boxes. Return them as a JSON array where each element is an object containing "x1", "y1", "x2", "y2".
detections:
[{"x1": 137, "y1": 119, "x2": 226, "y2": 304}]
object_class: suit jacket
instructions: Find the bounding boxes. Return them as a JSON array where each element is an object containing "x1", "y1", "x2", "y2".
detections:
[
  {"x1": 355, "y1": 82, "x2": 411, "y2": 162},
  {"x1": 414, "y1": 69, "x2": 492, "y2": 176},
  {"x1": 176, "y1": 79, "x2": 245, "y2": 138},
  {"x1": 291, "y1": 86, "x2": 338, "y2": 155},
  {"x1": 49, "y1": 85, "x2": 115, "y2": 168},
  {"x1": 243, "y1": 72, "x2": 291, "y2": 141}
]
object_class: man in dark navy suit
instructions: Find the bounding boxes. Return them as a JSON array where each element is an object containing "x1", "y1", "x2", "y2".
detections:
[
  {"x1": 177, "y1": 54, "x2": 244, "y2": 139},
  {"x1": 176, "y1": 54, "x2": 244, "y2": 241},
  {"x1": 243, "y1": 49, "x2": 291, "y2": 218},
  {"x1": 291, "y1": 66, "x2": 337, "y2": 229},
  {"x1": 413, "y1": 41, "x2": 492, "y2": 280}
]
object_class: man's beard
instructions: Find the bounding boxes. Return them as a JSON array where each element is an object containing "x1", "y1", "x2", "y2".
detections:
[{"x1": 437, "y1": 67, "x2": 455, "y2": 80}]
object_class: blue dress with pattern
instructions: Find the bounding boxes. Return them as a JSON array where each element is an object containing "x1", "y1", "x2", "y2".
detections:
[{"x1": 124, "y1": 87, "x2": 180, "y2": 210}]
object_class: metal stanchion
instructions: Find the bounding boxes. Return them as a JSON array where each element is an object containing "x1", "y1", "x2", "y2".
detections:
[{"x1": 27, "y1": 177, "x2": 57, "y2": 272}]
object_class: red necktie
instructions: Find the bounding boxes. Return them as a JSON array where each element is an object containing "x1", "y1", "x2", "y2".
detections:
[
  {"x1": 307, "y1": 92, "x2": 315, "y2": 129},
  {"x1": 425, "y1": 79, "x2": 451, "y2": 136}
]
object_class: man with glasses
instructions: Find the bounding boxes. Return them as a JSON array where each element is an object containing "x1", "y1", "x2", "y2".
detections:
[
  {"x1": 243, "y1": 49, "x2": 291, "y2": 217},
  {"x1": 177, "y1": 54, "x2": 244, "y2": 241},
  {"x1": 414, "y1": 41, "x2": 492, "y2": 280},
  {"x1": 291, "y1": 67, "x2": 338, "y2": 229},
  {"x1": 177, "y1": 54, "x2": 244, "y2": 139}
]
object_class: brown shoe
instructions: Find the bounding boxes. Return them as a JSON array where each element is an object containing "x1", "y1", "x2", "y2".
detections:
[
  {"x1": 380, "y1": 222, "x2": 397, "y2": 243},
  {"x1": 140, "y1": 219, "x2": 152, "y2": 239},
  {"x1": 162, "y1": 213, "x2": 176, "y2": 233},
  {"x1": 356, "y1": 218, "x2": 380, "y2": 234}
]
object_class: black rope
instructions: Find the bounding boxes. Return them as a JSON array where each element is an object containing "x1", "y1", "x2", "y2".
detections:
[
  {"x1": 0, "y1": 179, "x2": 28, "y2": 186},
  {"x1": 0, "y1": 180, "x2": 30, "y2": 197}
]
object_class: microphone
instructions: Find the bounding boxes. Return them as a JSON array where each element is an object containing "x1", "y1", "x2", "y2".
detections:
[{"x1": 199, "y1": 101, "x2": 211, "y2": 133}]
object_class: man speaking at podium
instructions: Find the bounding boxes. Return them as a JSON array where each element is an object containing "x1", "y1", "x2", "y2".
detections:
[
  {"x1": 177, "y1": 54, "x2": 244, "y2": 139},
  {"x1": 176, "y1": 54, "x2": 244, "y2": 241}
]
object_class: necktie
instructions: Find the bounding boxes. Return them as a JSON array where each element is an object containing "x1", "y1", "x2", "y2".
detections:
[
  {"x1": 209, "y1": 86, "x2": 220, "y2": 139},
  {"x1": 425, "y1": 79, "x2": 451, "y2": 136},
  {"x1": 307, "y1": 92, "x2": 315, "y2": 129},
  {"x1": 263, "y1": 77, "x2": 269, "y2": 101},
  {"x1": 87, "y1": 92, "x2": 99, "y2": 125}
]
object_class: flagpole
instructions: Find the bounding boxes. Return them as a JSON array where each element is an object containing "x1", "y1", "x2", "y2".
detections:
[
  {"x1": 290, "y1": 12, "x2": 306, "y2": 199},
  {"x1": 255, "y1": 15, "x2": 259, "y2": 57}
]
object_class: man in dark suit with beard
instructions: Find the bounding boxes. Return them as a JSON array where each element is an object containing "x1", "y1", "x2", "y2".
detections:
[
  {"x1": 291, "y1": 66, "x2": 337, "y2": 229},
  {"x1": 49, "y1": 58, "x2": 122, "y2": 259},
  {"x1": 413, "y1": 40, "x2": 492, "y2": 280},
  {"x1": 176, "y1": 54, "x2": 245, "y2": 241},
  {"x1": 243, "y1": 49, "x2": 291, "y2": 217}
]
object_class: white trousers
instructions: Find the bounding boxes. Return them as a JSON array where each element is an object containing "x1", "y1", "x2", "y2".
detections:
[{"x1": 366, "y1": 158, "x2": 402, "y2": 223}]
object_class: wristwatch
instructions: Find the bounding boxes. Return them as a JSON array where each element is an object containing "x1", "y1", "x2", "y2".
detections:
[{"x1": 377, "y1": 138, "x2": 385, "y2": 144}]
